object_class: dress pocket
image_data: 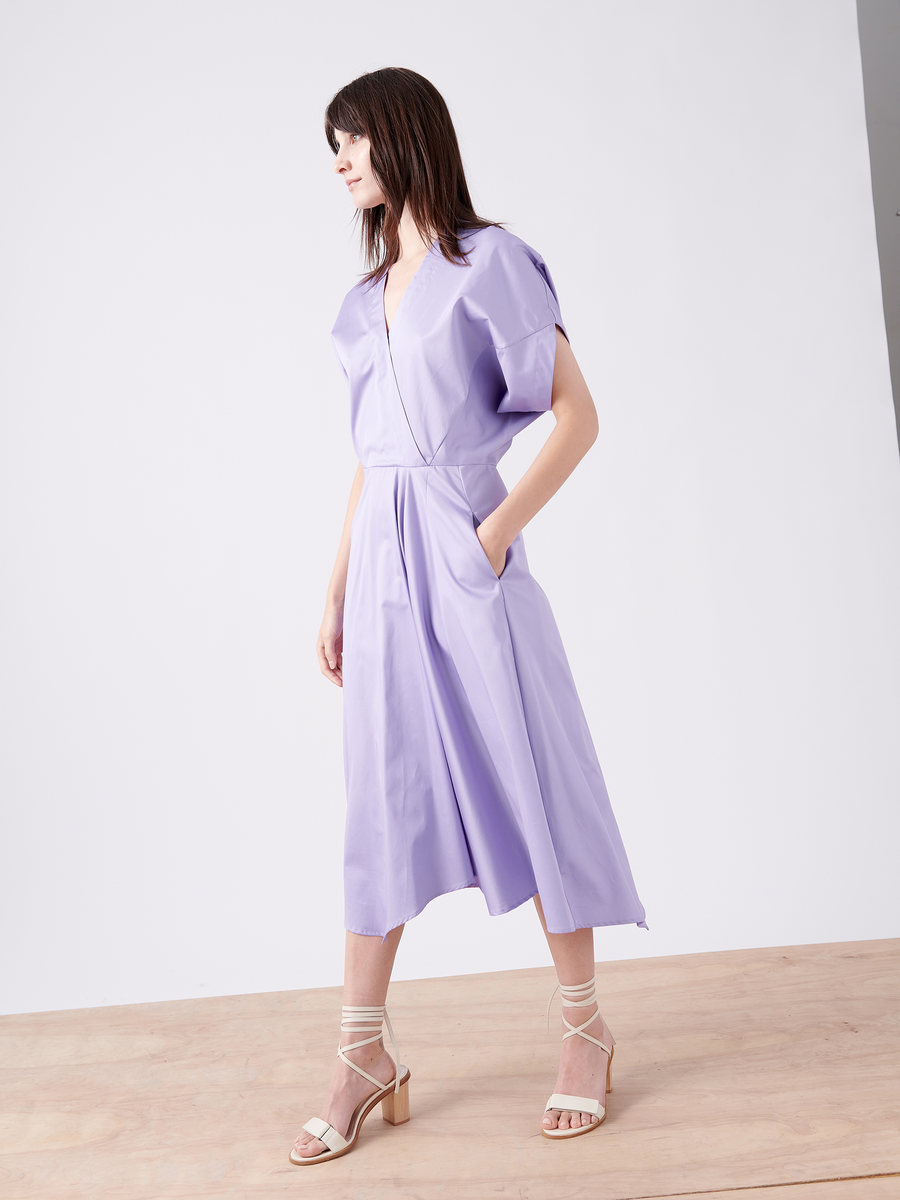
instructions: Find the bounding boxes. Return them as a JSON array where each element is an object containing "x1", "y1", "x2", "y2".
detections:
[{"x1": 471, "y1": 512, "x2": 509, "y2": 580}]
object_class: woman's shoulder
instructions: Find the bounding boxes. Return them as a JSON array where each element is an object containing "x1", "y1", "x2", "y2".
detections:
[
  {"x1": 330, "y1": 274, "x2": 378, "y2": 347},
  {"x1": 458, "y1": 223, "x2": 526, "y2": 250},
  {"x1": 338, "y1": 273, "x2": 378, "y2": 305},
  {"x1": 458, "y1": 224, "x2": 545, "y2": 270},
  {"x1": 456, "y1": 225, "x2": 564, "y2": 340},
  {"x1": 333, "y1": 273, "x2": 377, "y2": 320}
]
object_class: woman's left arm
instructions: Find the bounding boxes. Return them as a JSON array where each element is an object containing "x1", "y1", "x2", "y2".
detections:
[{"x1": 476, "y1": 326, "x2": 599, "y2": 576}]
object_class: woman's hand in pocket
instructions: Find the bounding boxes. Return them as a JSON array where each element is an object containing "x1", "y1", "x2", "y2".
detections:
[{"x1": 475, "y1": 517, "x2": 509, "y2": 578}]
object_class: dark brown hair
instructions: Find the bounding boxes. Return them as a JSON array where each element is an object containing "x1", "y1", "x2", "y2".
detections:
[{"x1": 325, "y1": 67, "x2": 501, "y2": 284}]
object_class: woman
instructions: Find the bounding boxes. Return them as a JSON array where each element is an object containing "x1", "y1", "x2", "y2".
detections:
[{"x1": 292, "y1": 67, "x2": 647, "y2": 1165}]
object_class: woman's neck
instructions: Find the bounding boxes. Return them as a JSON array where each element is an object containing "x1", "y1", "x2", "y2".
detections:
[{"x1": 397, "y1": 205, "x2": 436, "y2": 264}]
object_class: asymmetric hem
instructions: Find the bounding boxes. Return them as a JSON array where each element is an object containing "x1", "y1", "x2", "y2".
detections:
[{"x1": 345, "y1": 884, "x2": 651, "y2": 943}]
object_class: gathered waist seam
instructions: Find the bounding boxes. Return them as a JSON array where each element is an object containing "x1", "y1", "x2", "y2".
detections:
[{"x1": 363, "y1": 462, "x2": 498, "y2": 469}]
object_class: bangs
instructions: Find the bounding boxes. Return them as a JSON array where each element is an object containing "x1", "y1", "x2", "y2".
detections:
[{"x1": 324, "y1": 87, "x2": 367, "y2": 153}]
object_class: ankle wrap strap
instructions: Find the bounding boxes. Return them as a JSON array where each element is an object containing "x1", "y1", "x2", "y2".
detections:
[
  {"x1": 546, "y1": 976, "x2": 612, "y2": 1056},
  {"x1": 546, "y1": 976, "x2": 596, "y2": 1029},
  {"x1": 558, "y1": 979, "x2": 598, "y2": 1007},
  {"x1": 338, "y1": 1004, "x2": 403, "y2": 1093}
]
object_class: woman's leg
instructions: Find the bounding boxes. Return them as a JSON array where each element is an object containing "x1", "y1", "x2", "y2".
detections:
[
  {"x1": 293, "y1": 924, "x2": 405, "y2": 1158},
  {"x1": 533, "y1": 894, "x2": 614, "y2": 1132}
]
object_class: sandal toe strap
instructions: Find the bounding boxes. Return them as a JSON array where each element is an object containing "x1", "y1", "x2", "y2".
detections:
[
  {"x1": 545, "y1": 1093, "x2": 604, "y2": 1116},
  {"x1": 302, "y1": 1117, "x2": 348, "y2": 1153}
]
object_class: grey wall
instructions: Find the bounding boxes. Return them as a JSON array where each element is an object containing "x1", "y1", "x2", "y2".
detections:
[{"x1": 857, "y1": 0, "x2": 900, "y2": 453}]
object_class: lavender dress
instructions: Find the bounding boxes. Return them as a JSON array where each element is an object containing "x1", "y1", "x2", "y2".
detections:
[{"x1": 331, "y1": 225, "x2": 647, "y2": 938}]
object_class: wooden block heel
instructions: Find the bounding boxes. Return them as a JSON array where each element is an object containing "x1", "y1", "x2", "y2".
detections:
[{"x1": 381, "y1": 1075, "x2": 410, "y2": 1125}]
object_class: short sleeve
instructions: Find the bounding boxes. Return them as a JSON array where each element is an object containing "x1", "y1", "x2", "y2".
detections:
[
  {"x1": 481, "y1": 239, "x2": 568, "y2": 415},
  {"x1": 331, "y1": 337, "x2": 349, "y2": 385}
]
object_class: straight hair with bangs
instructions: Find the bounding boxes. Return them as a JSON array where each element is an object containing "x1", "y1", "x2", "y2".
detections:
[{"x1": 325, "y1": 67, "x2": 501, "y2": 285}]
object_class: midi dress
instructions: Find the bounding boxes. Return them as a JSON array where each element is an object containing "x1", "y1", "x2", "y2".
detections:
[{"x1": 331, "y1": 224, "x2": 647, "y2": 938}]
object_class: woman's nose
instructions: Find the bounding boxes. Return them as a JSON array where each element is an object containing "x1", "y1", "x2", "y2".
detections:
[{"x1": 333, "y1": 154, "x2": 349, "y2": 176}]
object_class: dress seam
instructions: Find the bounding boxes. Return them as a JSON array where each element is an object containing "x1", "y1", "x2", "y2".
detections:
[
  {"x1": 363, "y1": 463, "x2": 499, "y2": 468},
  {"x1": 492, "y1": 319, "x2": 557, "y2": 352}
]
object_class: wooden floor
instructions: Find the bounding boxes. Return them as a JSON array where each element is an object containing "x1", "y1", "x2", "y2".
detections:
[{"x1": 0, "y1": 939, "x2": 898, "y2": 1199}]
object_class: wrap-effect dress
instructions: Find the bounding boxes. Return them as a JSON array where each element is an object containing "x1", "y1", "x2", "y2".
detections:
[{"x1": 331, "y1": 225, "x2": 647, "y2": 938}]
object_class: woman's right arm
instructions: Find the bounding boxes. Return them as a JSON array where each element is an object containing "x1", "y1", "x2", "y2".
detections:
[{"x1": 316, "y1": 460, "x2": 365, "y2": 688}]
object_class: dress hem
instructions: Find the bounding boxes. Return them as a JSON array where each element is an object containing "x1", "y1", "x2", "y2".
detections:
[{"x1": 345, "y1": 879, "x2": 649, "y2": 941}]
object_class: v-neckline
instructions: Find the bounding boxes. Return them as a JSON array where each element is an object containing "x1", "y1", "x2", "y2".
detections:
[{"x1": 383, "y1": 239, "x2": 437, "y2": 338}]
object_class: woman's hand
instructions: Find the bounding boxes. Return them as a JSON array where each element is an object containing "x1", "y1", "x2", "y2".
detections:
[
  {"x1": 316, "y1": 604, "x2": 344, "y2": 687},
  {"x1": 476, "y1": 518, "x2": 509, "y2": 579},
  {"x1": 317, "y1": 461, "x2": 365, "y2": 689}
]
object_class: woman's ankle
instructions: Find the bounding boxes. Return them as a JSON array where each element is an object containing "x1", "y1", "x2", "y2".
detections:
[
  {"x1": 561, "y1": 1002, "x2": 600, "y2": 1023},
  {"x1": 340, "y1": 1035, "x2": 387, "y2": 1059}
]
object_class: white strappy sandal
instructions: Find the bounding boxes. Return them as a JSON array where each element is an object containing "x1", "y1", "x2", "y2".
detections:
[
  {"x1": 289, "y1": 1003, "x2": 410, "y2": 1165},
  {"x1": 542, "y1": 976, "x2": 615, "y2": 1140}
]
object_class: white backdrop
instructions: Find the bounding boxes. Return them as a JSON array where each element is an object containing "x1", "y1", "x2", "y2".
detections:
[{"x1": 2, "y1": 0, "x2": 898, "y2": 1015}]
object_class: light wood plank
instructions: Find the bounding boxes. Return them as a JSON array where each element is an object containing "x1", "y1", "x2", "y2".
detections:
[
  {"x1": 684, "y1": 1178, "x2": 900, "y2": 1200},
  {"x1": 0, "y1": 939, "x2": 897, "y2": 1199}
]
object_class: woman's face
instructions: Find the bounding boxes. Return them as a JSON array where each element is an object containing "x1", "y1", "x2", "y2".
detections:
[{"x1": 332, "y1": 130, "x2": 386, "y2": 210}]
